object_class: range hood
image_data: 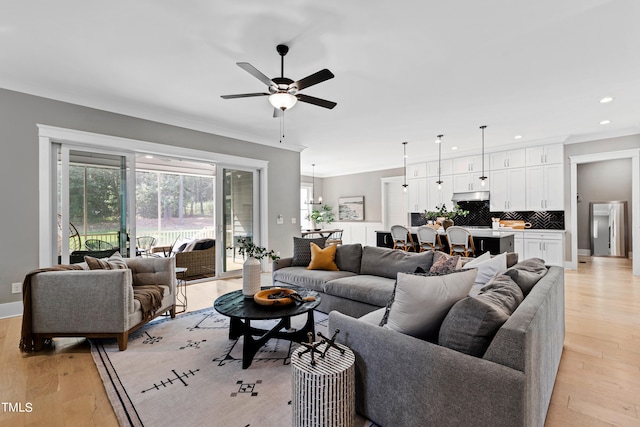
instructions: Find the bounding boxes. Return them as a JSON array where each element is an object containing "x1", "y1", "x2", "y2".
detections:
[{"x1": 451, "y1": 191, "x2": 490, "y2": 202}]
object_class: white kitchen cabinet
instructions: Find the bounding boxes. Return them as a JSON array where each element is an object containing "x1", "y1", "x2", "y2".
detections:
[
  {"x1": 490, "y1": 149, "x2": 526, "y2": 170},
  {"x1": 407, "y1": 162, "x2": 427, "y2": 179},
  {"x1": 489, "y1": 168, "x2": 526, "y2": 211},
  {"x1": 513, "y1": 232, "x2": 524, "y2": 260},
  {"x1": 525, "y1": 164, "x2": 563, "y2": 210},
  {"x1": 427, "y1": 159, "x2": 453, "y2": 177},
  {"x1": 427, "y1": 176, "x2": 453, "y2": 211},
  {"x1": 453, "y1": 155, "x2": 489, "y2": 174},
  {"x1": 407, "y1": 178, "x2": 428, "y2": 212},
  {"x1": 453, "y1": 172, "x2": 489, "y2": 193},
  {"x1": 524, "y1": 232, "x2": 564, "y2": 266},
  {"x1": 525, "y1": 144, "x2": 563, "y2": 166}
]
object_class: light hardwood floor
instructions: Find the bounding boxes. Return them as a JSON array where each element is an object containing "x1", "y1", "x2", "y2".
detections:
[{"x1": 1, "y1": 258, "x2": 639, "y2": 426}]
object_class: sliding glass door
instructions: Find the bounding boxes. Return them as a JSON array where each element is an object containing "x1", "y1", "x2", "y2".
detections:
[
  {"x1": 57, "y1": 146, "x2": 134, "y2": 264},
  {"x1": 218, "y1": 167, "x2": 258, "y2": 275}
]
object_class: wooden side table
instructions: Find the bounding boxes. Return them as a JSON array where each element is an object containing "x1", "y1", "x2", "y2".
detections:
[{"x1": 292, "y1": 343, "x2": 355, "y2": 427}]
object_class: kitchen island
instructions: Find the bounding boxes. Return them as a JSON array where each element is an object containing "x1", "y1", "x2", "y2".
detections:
[{"x1": 375, "y1": 227, "x2": 515, "y2": 255}]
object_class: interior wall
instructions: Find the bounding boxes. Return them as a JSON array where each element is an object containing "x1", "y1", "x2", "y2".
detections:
[
  {"x1": 565, "y1": 134, "x2": 640, "y2": 262},
  {"x1": 577, "y1": 159, "x2": 632, "y2": 254},
  {"x1": 0, "y1": 88, "x2": 300, "y2": 306},
  {"x1": 321, "y1": 167, "x2": 404, "y2": 223}
]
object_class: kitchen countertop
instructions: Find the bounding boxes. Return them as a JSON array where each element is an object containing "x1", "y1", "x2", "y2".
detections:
[{"x1": 377, "y1": 227, "x2": 566, "y2": 237}]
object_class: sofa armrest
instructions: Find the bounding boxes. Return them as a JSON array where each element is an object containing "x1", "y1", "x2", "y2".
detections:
[
  {"x1": 31, "y1": 269, "x2": 134, "y2": 333},
  {"x1": 125, "y1": 257, "x2": 176, "y2": 293},
  {"x1": 328, "y1": 311, "x2": 526, "y2": 427},
  {"x1": 272, "y1": 257, "x2": 293, "y2": 272}
]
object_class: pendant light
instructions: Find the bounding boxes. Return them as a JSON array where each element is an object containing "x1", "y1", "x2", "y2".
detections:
[
  {"x1": 479, "y1": 125, "x2": 488, "y2": 187},
  {"x1": 435, "y1": 135, "x2": 444, "y2": 190},
  {"x1": 402, "y1": 142, "x2": 408, "y2": 192},
  {"x1": 307, "y1": 164, "x2": 322, "y2": 205}
]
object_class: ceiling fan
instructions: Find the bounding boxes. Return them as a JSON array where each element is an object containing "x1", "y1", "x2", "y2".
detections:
[{"x1": 221, "y1": 44, "x2": 336, "y2": 117}]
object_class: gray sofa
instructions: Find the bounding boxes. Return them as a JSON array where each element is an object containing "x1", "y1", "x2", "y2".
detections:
[
  {"x1": 273, "y1": 244, "x2": 434, "y2": 317},
  {"x1": 29, "y1": 257, "x2": 176, "y2": 350},
  {"x1": 329, "y1": 265, "x2": 565, "y2": 427}
]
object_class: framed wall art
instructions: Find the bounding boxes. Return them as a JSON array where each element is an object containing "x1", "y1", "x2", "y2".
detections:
[{"x1": 338, "y1": 196, "x2": 364, "y2": 221}]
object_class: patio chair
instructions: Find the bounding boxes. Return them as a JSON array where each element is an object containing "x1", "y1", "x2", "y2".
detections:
[
  {"x1": 84, "y1": 239, "x2": 114, "y2": 251},
  {"x1": 136, "y1": 236, "x2": 157, "y2": 257},
  {"x1": 416, "y1": 226, "x2": 443, "y2": 252}
]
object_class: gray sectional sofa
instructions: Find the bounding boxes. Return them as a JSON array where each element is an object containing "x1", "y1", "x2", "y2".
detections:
[
  {"x1": 273, "y1": 244, "x2": 434, "y2": 317},
  {"x1": 273, "y1": 243, "x2": 565, "y2": 427}
]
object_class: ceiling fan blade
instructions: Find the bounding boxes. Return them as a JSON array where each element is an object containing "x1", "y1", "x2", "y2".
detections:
[
  {"x1": 273, "y1": 108, "x2": 284, "y2": 118},
  {"x1": 293, "y1": 69, "x2": 334, "y2": 91},
  {"x1": 221, "y1": 92, "x2": 269, "y2": 99},
  {"x1": 237, "y1": 62, "x2": 276, "y2": 87},
  {"x1": 297, "y1": 94, "x2": 337, "y2": 109}
]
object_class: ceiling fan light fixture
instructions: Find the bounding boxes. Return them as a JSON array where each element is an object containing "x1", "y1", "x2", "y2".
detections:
[{"x1": 269, "y1": 92, "x2": 297, "y2": 110}]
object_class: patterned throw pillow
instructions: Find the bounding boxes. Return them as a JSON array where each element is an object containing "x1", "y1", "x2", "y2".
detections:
[
  {"x1": 291, "y1": 237, "x2": 327, "y2": 266},
  {"x1": 429, "y1": 254, "x2": 461, "y2": 274},
  {"x1": 307, "y1": 242, "x2": 339, "y2": 271},
  {"x1": 84, "y1": 251, "x2": 128, "y2": 270}
]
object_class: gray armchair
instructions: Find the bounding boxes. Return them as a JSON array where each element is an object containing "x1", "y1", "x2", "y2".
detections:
[{"x1": 29, "y1": 257, "x2": 176, "y2": 350}]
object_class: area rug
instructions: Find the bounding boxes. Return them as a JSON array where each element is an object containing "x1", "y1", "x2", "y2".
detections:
[{"x1": 90, "y1": 307, "x2": 377, "y2": 427}]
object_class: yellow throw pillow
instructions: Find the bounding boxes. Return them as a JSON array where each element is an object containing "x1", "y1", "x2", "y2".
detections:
[{"x1": 307, "y1": 242, "x2": 339, "y2": 271}]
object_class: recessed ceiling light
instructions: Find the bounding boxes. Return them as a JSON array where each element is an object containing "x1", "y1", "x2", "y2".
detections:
[
  {"x1": 514, "y1": 135, "x2": 522, "y2": 139},
  {"x1": 600, "y1": 97, "x2": 614, "y2": 103},
  {"x1": 451, "y1": 146, "x2": 458, "y2": 150},
  {"x1": 144, "y1": 155, "x2": 154, "y2": 159},
  {"x1": 600, "y1": 120, "x2": 611, "y2": 125}
]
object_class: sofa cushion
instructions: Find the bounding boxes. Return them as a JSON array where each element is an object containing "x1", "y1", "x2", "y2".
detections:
[
  {"x1": 504, "y1": 258, "x2": 548, "y2": 296},
  {"x1": 272, "y1": 267, "x2": 356, "y2": 292},
  {"x1": 292, "y1": 237, "x2": 327, "y2": 266},
  {"x1": 84, "y1": 251, "x2": 128, "y2": 270},
  {"x1": 360, "y1": 246, "x2": 434, "y2": 279},
  {"x1": 438, "y1": 274, "x2": 524, "y2": 357},
  {"x1": 335, "y1": 244, "x2": 363, "y2": 274},
  {"x1": 429, "y1": 254, "x2": 460, "y2": 274},
  {"x1": 184, "y1": 238, "x2": 215, "y2": 251},
  {"x1": 463, "y1": 252, "x2": 508, "y2": 287},
  {"x1": 381, "y1": 269, "x2": 476, "y2": 340},
  {"x1": 307, "y1": 242, "x2": 339, "y2": 271},
  {"x1": 324, "y1": 275, "x2": 396, "y2": 307}
]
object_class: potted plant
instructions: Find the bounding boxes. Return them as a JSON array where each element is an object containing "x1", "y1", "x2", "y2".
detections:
[
  {"x1": 422, "y1": 203, "x2": 469, "y2": 229},
  {"x1": 306, "y1": 204, "x2": 335, "y2": 230},
  {"x1": 237, "y1": 237, "x2": 280, "y2": 297}
]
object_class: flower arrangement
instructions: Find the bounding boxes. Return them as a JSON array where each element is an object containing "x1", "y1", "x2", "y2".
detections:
[
  {"x1": 422, "y1": 203, "x2": 470, "y2": 221},
  {"x1": 237, "y1": 237, "x2": 280, "y2": 261}
]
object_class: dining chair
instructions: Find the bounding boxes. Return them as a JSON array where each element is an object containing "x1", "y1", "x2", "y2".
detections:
[
  {"x1": 416, "y1": 226, "x2": 443, "y2": 252},
  {"x1": 445, "y1": 226, "x2": 475, "y2": 257},
  {"x1": 390, "y1": 225, "x2": 416, "y2": 252},
  {"x1": 325, "y1": 230, "x2": 343, "y2": 246}
]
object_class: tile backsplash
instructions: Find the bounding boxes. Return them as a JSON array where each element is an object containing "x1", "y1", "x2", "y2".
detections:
[{"x1": 410, "y1": 200, "x2": 565, "y2": 230}]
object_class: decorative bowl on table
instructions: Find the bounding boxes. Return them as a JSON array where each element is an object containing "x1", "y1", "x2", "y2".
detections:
[{"x1": 254, "y1": 288, "x2": 296, "y2": 306}]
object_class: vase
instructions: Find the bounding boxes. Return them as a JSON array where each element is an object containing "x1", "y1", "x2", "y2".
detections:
[
  {"x1": 242, "y1": 257, "x2": 262, "y2": 297},
  {"x1": 442, "y1": 219, "x2": 454, "y2": 230}
]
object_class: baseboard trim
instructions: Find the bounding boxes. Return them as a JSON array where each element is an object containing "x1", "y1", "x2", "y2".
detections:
[
  {"x1": 0, "y1": 301, "x2": 23, "y2": 319},
  {"x1": 578, "y1": 249, "x2": 591, "y2": 256}
]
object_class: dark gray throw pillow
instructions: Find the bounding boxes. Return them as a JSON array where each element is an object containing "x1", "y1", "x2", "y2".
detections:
[
  {"x1": 335, "y1": 243, "x2": 363, "y2": 274},
  {"x1": 360, "y1": 246, "x2": 434, "y2": 279},
  {"x1": 504, "y1": 257, "x2": 547, "y2": 296},
  {"x1": 438, "y1": 274, "x2": 523, "y2": 357},
  {"x1": 291, "y1": 237, "x2": 327, "y2": 266}
]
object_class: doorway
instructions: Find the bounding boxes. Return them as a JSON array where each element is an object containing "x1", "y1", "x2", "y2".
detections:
[{"x1": 381, "y1": 176, "x2": 408, "y2": 229}]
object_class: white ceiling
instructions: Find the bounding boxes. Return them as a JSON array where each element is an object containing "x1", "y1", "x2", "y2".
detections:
[{"x1": 2, "y1": 1, "x2": 640, "y2": 177}]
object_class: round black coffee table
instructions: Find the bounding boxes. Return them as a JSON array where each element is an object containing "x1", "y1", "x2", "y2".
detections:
[{"x1": 214, "y1": 287, "x2": 321, "y2": 369}]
